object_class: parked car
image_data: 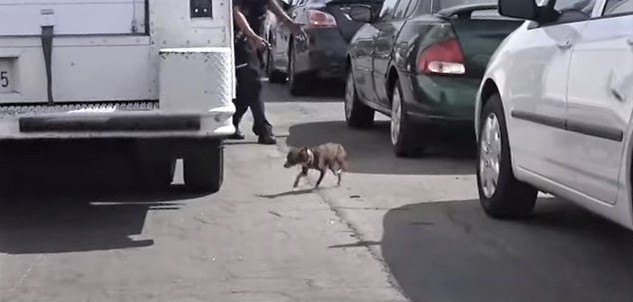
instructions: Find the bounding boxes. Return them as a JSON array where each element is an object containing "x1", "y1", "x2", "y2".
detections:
[
  {"x1": 344, "y1": 0, "x2": 521, "y2": 156},
  {"x1": 263, "y1": 4, "x2": 286, "y2": 83},
  {"x1": 266, "y1": 0, "x2": 384, "y2": 95},
  {"x1": 474, "y1": 0, "x2": 633, "y2": 228}
]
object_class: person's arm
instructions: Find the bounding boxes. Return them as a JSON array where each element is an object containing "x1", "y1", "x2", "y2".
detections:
[
  {"x1": 267, "y1": 0, "x2": 304, "y2": 35},
  {"x1": 267, "y1": 0, "x2": 293, "y2": 24},
  {"x1": 233, "y1": 5, "x2": 268, "y2": 49},
  {"x1": 234, "y1": 6, "x2": 257, "y2": 39}
]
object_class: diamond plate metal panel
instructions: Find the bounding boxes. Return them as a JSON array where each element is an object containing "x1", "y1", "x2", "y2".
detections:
[
  {"x1": 206, "y1": 50, "x2": 233, "y2": 106},
  {"x1": 0, "y1": 101, "x2": 159, "y2": 115}
]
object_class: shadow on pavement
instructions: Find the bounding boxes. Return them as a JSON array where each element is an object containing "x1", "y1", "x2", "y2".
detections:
[
  {"x1": 0, "y1": 142, "x2": 207, "y2": 255},
  {"x1": 286, "y1": 121, "x2": 475, "y2": 175},
  {"x1": 328, "y1": 240, "x2": 381, "y2": 249},
  {"x1": 256, "y1": 188, "x2": 315, "y2": 199},
  {"x1": 263, "y1": 79, "x2": 345, "y2": 102},
  {"x1": 382, "y1": 198, "x2": 633, "y2": 302},
  {"x1": 0, "y1": 185, "x2": 204, "y2": 255}
]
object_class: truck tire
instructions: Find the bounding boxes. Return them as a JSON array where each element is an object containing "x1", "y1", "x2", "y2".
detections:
[
  {"x1": 137, "y1": 158, "x2": 176, "y2": 189},
  {"x1": 184, "y1": 140, "x2": 224, "y2": 193}
]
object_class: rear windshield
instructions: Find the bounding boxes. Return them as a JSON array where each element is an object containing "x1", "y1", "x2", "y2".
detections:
[{"x1": 436, "y1": 0, "x2": 495, "y2": 11}]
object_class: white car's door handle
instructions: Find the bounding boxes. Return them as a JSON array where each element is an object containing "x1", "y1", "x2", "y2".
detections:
[
  {"x1": 557, "y1": 40, "x2": 573, "y2": 49},
  {"x1": 627, "y1": 37, "x2": 633, "y2": 46}
]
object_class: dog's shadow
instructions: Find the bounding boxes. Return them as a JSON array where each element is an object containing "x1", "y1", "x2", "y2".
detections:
[{"x1": 256, "y1": 188, "x2": 316, "y2": 199}]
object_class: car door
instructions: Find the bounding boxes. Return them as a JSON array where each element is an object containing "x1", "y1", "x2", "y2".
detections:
[
  {"x1": 507, "y1": 0, "x2": 595, "y2": 184},
  {"x1": 371, "y1": 0, "x2": 412, "y2": 107},
  {"x1": 349, "y1": 22, "x2": 380, "y2": 103},
  {"x1": 563, "y1": 0, "x2": 633, "y2": 204},
  {"x1": 273, "y1": 0, "x2": 304, "y2": 72},
  {"x1": 350, "y1": 0, "x2": 401, "y2": 104}
]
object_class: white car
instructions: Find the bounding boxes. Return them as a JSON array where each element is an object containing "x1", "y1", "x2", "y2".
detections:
[{"x1": 474, "y1": 0, "x2": 633, "y2": 228}]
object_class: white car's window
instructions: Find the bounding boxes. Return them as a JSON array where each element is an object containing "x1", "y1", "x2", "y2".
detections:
[
  {"x1": 553, "y1": 0, "x2": 596, "y2": 14},
  {"x1": 436, "y1": 0, "x2": 494, "y2": 11},
  {"x1": 542, "y1": 0, "x2": 597, "y2": 22},
  {"x1": 604, "y1": 0, "x2": 633, "y2": 15}
]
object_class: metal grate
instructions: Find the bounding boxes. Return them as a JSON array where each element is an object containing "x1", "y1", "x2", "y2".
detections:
[{"x1": 0, "y1": 101, "x2": 159, "y2": 115}]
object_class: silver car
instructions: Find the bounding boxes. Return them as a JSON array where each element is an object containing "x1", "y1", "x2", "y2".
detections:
[{"x1": 474, "y1": 0, "x2": 633, "y2": 229}]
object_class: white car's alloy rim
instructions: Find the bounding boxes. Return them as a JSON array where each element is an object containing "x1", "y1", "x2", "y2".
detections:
[
  {"x1": 345, "y1": 74, "x2": 354, "y2": 119},
  {"x1": 391, "y1": 88, "x2": 402, "y2": 145},
  {"x1": 479, "y1": 113, "x2": 502, "y2": 198}
]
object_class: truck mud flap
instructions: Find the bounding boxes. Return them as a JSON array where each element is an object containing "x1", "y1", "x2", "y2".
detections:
[{"x1": 19, "y1": 115, "x2": 200, "y2": 132}]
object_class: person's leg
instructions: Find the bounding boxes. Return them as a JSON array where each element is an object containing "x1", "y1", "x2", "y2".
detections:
[
  {"x1": 229, "y1": 38, "x2": 250, "y2": 140},
  {"x1": 239, "y1": 66, "x2": 272, "y2": 135},
  {"x1": 229, "y1": 68, "x2": 250, "y2": 140},
  {"x1": 240, "y1": 42, "x2": 276, "y2": 144}
]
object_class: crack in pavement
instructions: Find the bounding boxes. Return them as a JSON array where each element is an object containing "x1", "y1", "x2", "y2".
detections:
[
  {"x1": 6, "y1": 254, "x2": 44, "y2": 298},
  {"x1": 273, "y1": 139, "x2": 409, "y2": 301}
]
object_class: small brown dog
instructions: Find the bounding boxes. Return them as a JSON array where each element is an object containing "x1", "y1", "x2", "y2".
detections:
[{"x1": 284, "y1": 143, "x2": 348, "y2": 188}]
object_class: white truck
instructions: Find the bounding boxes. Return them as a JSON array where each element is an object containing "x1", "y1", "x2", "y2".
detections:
[{"x1": 0, "y1": 0, "x2": 236, "y2": 192}]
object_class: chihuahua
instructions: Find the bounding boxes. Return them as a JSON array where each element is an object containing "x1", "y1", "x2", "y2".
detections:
[{"x1": 284, "y1": 143, "x2": 348, "y2": 188}]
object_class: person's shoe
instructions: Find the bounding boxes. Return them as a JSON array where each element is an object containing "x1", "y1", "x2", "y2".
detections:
[
  {"x1": 258, "y1": 135, "x2": 277, "y2": 145},
  {"x1": 228, "y1": 129, "x2": 245, "y2": 140}
]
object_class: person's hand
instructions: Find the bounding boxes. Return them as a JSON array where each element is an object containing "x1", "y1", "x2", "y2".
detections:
[
  {"x1": 287, "y1": 21, "x2": 304, "y2": 35},
  {"x1": 248, "y1": 34, "x2": 269, "y2": 51}
]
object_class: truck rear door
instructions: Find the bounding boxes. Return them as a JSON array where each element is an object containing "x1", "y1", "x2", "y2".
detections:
[
  {"x1": 0, "y1": 0, "x2": 147, "y2": 36},
  {"x1": 0, "y1": 0, "x2": 152, "y2": 104}
]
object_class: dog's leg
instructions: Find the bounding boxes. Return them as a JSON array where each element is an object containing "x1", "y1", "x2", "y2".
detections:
[
  {"x1": 293, "y1": 167, "x2": 308, "y2": 188},
  {"x1": 330, "y1": 168, "x2": 343, "y2": 187},
  {"x1": 315, "y1": 169, "x2": 326, "y2": 188}
]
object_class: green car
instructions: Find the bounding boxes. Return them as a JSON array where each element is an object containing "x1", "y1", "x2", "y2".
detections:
[{"x1": 345, "y1": 0, "x2": 521, "y2": 156}]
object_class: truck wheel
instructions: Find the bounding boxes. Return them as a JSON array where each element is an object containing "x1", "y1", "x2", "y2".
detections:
[
  {"x1": 137, "y1": 158, "x2": 176, "y2": 189},
  {"x1": 184, "y1": 140, "x2": 224, "y2": 193},
  {"x1": 477, "y1": 93, "x2": 537, "y2": 218},
  {"x1": 345, "y1": 69, "x2": 374, "y2": 128}
]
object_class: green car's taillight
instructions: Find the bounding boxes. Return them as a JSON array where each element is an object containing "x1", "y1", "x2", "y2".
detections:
[{"x1": 418, "y1": 39, "x2": 466, "y2": 75}]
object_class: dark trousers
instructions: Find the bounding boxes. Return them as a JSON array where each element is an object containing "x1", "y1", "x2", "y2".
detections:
[{"x1": 233, "y1": 38, "x2": 272, "y2": 137}]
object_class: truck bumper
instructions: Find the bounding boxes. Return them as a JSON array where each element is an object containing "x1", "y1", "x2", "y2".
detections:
[{"x1": 0, "y1": 103, "x2": 235, "y2": 140}]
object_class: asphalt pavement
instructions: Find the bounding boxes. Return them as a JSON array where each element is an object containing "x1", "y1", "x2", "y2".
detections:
[{"x1": 0, "y1": 80, "x2": 632, "y2": 302}]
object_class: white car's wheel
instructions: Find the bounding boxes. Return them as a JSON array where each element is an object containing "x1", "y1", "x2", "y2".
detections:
[{"x1": 477, "y1": 93, "x2": 537, "y2": 218}]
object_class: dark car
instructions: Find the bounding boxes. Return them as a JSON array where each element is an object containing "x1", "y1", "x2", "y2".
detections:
[
  {"x1": 344, "y1": 0, "x2": 521, "y2": 156},
  {"x1": 266, "y1": 0, "x2": 384, "y2": 95}
]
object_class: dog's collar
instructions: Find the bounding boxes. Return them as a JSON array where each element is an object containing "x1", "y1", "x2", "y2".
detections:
[{"x1": 306, "y1": 149, "x2": 314, "y2": 166}]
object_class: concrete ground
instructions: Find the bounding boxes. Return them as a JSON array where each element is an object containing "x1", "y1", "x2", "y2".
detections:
[{"x1": 1, "y1": 81, "x2": 633, "y2": 302}]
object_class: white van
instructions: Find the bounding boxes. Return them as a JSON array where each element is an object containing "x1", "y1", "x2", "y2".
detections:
[{"x1": 0, "y1": 0, "x2": 236, "y2": 192}]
